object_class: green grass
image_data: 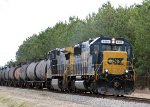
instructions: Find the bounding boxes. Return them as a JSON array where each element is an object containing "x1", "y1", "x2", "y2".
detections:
[{"x1": 0, "y1": 96, "x2": 30, "y2": 107}]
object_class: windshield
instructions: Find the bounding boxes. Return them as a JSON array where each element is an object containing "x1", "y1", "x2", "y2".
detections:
[
  {"x1": 101, "y1": 45, "x2": 126, "y2": 51},
  {"x1": 92, "y1": 44, "x2": 131, "y2": 57},
  {"x1": 101, "y1": 44, "x2": 131, "y2": 58}
]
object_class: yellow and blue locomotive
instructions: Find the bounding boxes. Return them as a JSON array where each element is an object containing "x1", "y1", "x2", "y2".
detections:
[{"x1": 49, "y1": 37, "x2": 135, "y2": 95}]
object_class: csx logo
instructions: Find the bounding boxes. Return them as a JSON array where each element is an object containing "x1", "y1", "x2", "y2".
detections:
[{"x1": 107, "y1": 58, "x2": 123, "y2": 65}]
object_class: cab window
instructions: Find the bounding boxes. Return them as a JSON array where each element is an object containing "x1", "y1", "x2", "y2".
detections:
[
  {"x1": 94, "y1": 45, "x2": 99, "y2": 54},
  {"x1": 112, "y1": 45, "x2": 125, "y2": 51},
  {"x1": 74, "y1": 47, "x2": 81, "y2": 55},
  {"x1": 101, "y1": 45, "x2": 111, "y2": 51}
]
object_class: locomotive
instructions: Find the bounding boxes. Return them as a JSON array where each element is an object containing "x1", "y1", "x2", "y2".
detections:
[{"x1": 0, "y1": 37, "x2": 135, "y2": 96}]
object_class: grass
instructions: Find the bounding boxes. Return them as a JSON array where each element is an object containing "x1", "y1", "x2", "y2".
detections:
[{"x1": 0, "y1": 96, "x2": 30, "y2": 107}]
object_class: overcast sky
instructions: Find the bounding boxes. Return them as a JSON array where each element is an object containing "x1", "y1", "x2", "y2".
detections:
[{"x1": 0, "y1": 0, "x2": 143, "y2": 66}]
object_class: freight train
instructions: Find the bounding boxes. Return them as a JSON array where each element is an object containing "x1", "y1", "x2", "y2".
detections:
[{"x1": 0, "y1": 37, "x2": 135, "y2": 96}]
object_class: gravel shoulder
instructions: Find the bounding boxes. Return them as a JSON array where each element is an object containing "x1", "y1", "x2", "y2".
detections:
[
  {"x1": 128, "y1": 88, "x2": 150, "y2": 99},
  {"x1": 0, "y1": 86, "x2": 149, "y2": 107}
]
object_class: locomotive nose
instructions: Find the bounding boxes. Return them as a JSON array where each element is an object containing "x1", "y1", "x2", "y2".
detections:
[{"x1": 103, "y1": 51, "x2": 127, "y2": 75}]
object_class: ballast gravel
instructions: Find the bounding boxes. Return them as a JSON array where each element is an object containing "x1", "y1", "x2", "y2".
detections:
[{"x1": 0, "y1": 86, "x2": 149, "y2": 107}]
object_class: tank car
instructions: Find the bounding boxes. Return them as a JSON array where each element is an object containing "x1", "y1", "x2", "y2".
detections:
[
  {"x1": 35, "y1": 60, "x2": 51, "y2": 89},
  {"x1": 8, "y1": 67, "x2": 17, "y2": 86}
]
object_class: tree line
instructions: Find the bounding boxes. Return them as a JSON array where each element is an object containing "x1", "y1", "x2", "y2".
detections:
[{"x1": 7, "y1": 0, "x2": 150, "y2": 75}]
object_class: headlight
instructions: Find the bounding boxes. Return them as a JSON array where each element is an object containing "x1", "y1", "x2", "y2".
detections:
[
  {"x1": 105, "y1": 69, "x2": 108, "y2": 73},
  {"x1": 112, "y1": 38, "x2": 115, "y2": 41},
  {"x1": 125, "y1": 70, "x2": 128, "y2": 73},
  {"x1": 112, "y1": 38, "x2": 115, "y2": 44},
  {"x1": 104, "y1": 69, "x2": 109, "y2": 77}
]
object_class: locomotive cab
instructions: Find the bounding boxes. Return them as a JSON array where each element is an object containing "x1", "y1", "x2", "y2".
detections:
[{"x1": 90, "y1": 37, "x2": 135, "y2": 95}]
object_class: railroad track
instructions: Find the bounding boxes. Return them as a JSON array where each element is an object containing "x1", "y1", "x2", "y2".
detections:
[
  {"x1": 73, "y1": 92, "x2": 150, "y2": 104},
  {"x1": 114, "y1": 96, "x2": 150, "y2": 104},
  {"x1": 79, "y1": 93, "x2": 150, "y2": 104},
  {"x1": 63, "y1": 91, "x2": 150, "y2": 104},
  {"x1": 42, "y1": 88, "x2": 150, "y2": 104}
]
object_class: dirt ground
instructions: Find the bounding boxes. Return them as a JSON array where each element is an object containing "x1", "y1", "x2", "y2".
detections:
[{"x1": 0, "y1": 86, "x2": 149, "y2": 107}]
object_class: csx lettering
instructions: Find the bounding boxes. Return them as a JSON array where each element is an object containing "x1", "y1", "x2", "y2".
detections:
[{"x1": 107, "y1": 58, "x2": 123, "y2": 65}]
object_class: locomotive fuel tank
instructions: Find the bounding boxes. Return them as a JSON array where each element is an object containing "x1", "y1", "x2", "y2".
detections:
[
  {"x1": 75, "y1": 80, "x2": 87, "y2": 90},
  {"x1": 51, "y1": 79, "x2": 61, "y2": 90}
]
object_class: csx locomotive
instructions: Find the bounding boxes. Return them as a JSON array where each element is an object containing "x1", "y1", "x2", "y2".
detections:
[{"x1": 0, "y1": 37, "x2": 135, "y2": 96}]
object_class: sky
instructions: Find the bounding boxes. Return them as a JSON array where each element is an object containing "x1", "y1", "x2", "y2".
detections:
[{"x1": 0, "y1": 0, "x2": 143, "y2": 66}]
